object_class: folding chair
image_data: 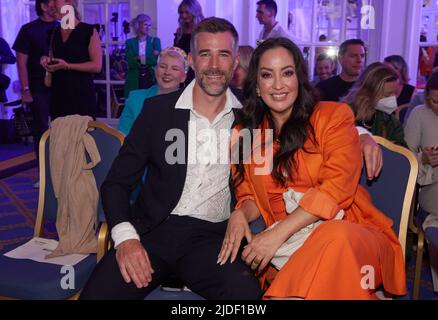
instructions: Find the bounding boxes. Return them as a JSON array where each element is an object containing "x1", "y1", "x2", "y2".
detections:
[
  {"x1": 111, "y1": 85, "x2": 125, "y2": 118},
  {"x1": 0, "y1": 121, "x2": 124, "y2": 299}
]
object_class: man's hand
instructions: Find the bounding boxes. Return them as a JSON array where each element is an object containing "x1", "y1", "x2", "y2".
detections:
[
  {"x1": 359, "y1": 134, "x2": 383, "y2": 180},
  {"x1": 115, "y1": 239, "x2": 154, "y2": 288}
]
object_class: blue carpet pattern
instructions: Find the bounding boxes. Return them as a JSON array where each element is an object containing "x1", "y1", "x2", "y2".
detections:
[
  {"x1": 0, "y1": 143, "x2": 34, "y2": 162},
  {"x1": 0, "y1": 167, "x2": 56, "y2": 251}
]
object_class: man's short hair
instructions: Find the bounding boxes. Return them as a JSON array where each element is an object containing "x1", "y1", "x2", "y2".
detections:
[
  {"x1": 36, "y1": 0, "x2": 51, "y2": 16},
  {"x1": 256, "y1": 0, "x2": 278, "y2": 17},
  {"x1": 190, "y1": 17, "x2": 239, "y2": 55},
  {"x1": 338, "y1": 39, "x2": 365, "y2": 57}
]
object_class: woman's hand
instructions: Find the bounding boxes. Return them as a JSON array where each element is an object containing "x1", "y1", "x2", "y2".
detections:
[
  {"x1": 218, "y1": 209, "x2": 253, "y2": 265},
  {"x1": 422, "y1": 147, "x2": 438, "y2": 167},
  {"x1": 359, "y1": 133, "x2": 383, "y2": 180},
  {"x1": 40, "y1": 56, "x2": 50, "y2": 69},
  {"x1": 241, "y1": 228, "x2": 284, "y2": 274}
]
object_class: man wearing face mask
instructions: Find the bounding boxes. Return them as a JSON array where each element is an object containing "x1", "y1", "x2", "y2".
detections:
[{"x1": 343, "y1": 62, "x2": 407, "y2": 147}]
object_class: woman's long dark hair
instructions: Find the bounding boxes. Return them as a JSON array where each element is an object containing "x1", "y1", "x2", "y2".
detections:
[{"x1": 233, "y1": 37, "x2": 317, "y2": 187}]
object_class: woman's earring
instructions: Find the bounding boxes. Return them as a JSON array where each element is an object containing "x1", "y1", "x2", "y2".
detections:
[{"x1": 256, "y1": 88, "x2": 260, "y2": 97}]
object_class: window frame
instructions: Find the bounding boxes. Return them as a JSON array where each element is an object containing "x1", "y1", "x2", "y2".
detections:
[{"x1": 286, "y1": 0, "x2": 372, "y2": 80}]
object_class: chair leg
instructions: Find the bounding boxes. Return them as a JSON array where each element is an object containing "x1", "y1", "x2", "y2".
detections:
[{"x1": 413, "y1": 228, "x2": 425, "y2": 300}]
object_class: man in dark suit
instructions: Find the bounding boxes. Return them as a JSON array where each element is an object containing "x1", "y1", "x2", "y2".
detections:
[{"x1": 80, "y1": 17, "x2": 262, "y2": 300}]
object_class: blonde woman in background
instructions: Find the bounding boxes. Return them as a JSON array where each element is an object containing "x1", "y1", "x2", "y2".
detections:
[
  {"x1": 343, "y1": 62, "x2": 407, "y2": 147},
  {"x1": 118, "y1": 47, "x2": 188, "y2": 135},
  {"x1": 230, "y1": 45, "x2": 254, "y2": 90},
  {"x1": 173, "y1": 0, "x2": 204, "y2": 85},
  {"x1": 173, "y1": 0, "x2": 204, "y2": 55}
]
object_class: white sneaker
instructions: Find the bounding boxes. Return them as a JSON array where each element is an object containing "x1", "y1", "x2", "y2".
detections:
[{"x1": 33, "y1": 181, "x2": 40, "y2": 188}]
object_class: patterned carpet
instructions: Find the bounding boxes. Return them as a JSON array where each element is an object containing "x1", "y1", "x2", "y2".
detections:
[
  {"x1": 0, "y1": 167, "x2": 55, "y2": 251},
  {"x1": 0, "y1": 143, "x2": 37, "y2": 179},
  {"x1": 0, "y1": 167, "x2": 437, "y2": 299}
]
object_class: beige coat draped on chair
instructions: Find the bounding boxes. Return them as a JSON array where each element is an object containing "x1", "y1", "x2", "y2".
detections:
[{"x1": 47, "y1": 115, "x2": 100, "y2": 257}]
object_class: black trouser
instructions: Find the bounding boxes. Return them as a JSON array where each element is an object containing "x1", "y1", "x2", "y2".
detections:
[
  {"x1": 138, "y1": 65, "x2": 154, "y2": 89},
  {"x1": 80, "y1": 215, "x2": 262, "y2": 300},
  {"x1": 28, "y1": 89, "x2": 50, "y2": 162}
]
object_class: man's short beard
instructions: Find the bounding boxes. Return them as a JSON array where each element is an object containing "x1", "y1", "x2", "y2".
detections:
[{"x1": 198, "y1": 72, "x2": 231, "y2": 96}]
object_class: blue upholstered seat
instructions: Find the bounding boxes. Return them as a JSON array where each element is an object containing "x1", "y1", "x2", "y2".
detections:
[{"x1": 0, "y1": 242, "x2": 96, "y2": 299}]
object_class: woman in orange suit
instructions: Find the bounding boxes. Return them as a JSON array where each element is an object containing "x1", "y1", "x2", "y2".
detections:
[{"x1": 217, "y1": 37, "x2": 406, "y2": 300}]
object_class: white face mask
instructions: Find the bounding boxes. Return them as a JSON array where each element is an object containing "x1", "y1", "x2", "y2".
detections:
[{"x1": 376, "y1": 96, "x2": 398, "y2": 114}]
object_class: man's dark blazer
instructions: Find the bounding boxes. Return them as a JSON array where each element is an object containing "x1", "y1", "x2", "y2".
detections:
[{"x1": 102, "y1": 88, "x2": 242, "y2": 236}]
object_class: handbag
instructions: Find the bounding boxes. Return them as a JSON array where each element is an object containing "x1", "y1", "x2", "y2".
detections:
[
  {"x1": 12, "y1": 105, "x2": 34, "y2": 138},
  {"x1": 44, "y1": 71, "x2": 52, "y2": 88}
]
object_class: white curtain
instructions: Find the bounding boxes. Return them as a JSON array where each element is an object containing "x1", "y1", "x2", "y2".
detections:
[{"x1": 0, "y1": 0, "x2": 29, "y2": 102}]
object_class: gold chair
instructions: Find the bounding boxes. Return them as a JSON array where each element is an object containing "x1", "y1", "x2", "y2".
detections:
[
  {"x1": 111, "y1": 85, "x2": 125, "y2": 118},
  {"x1": 409, "y1": 185, "x2": 428, "y2": 300},
  {"x1": 359, "y1": 136, "x2": 418, "y2": 298}
]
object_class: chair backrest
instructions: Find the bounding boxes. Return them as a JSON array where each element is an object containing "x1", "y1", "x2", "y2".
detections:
[
  {"x1": 111, "y1": 85, "x2": 125, "y2": 117},
  {"x1": 33, "y1": 120, "x2": 124, "y2": 237},
  {"x1": 359, "y1": 136, "x2": 418, "y2": 257}
]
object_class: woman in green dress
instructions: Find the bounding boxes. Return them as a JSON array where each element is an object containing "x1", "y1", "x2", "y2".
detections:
[{"x1": 124, "y1": 14, "x2": 161, "y2": 98}]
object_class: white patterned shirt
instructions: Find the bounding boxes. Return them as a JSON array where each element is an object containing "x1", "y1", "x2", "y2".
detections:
[{"x1": 171, "y1": 80, "x2": 242, "y2": 222}]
